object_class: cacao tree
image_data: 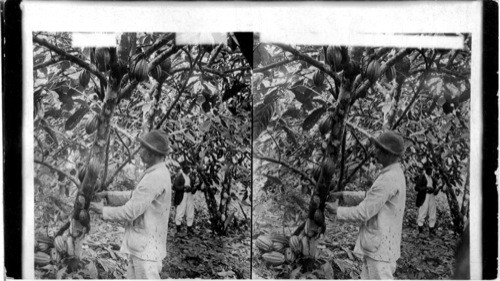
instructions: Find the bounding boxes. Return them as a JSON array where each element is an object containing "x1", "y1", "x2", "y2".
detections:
[
  {"x1": 33, "y1": 32, "x2": 251, "y2": 272},
  {"x1": 253, "y1": 34, "x2": 470, "y2": 261}
]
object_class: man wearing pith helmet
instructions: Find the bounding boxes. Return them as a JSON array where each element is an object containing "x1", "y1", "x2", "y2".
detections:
[
  {"x1": 90, "y1": 130, "x2": 172, "y2": 279},
  {"x1": 330, "y1": 130, "x2": 406, "y2": 279}
]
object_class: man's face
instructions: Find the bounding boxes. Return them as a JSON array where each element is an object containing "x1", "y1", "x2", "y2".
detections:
[
  {"x1": 182, "y1": 167, "x2": 190, "y2": 174},
  {"x1": 425, "y1": 168, "x2": 432, "y2": 175},
  {"x1": 139, "y1": 146, "x2": 153, "y2": 166}
]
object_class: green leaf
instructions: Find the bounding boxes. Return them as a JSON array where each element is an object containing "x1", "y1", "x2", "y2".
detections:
[
  {"x1": 253, "y1": 102, "x2": 275, "y2": 140},
  {"x1": 282, "y1": 107, "x2": 301, "y2": 119},
  {"x1": 64, "y1": 107, "x2": 89, "y2": 131},
  {"x1": 302, "y1": 107, "x2": 326, "y2": 131}
]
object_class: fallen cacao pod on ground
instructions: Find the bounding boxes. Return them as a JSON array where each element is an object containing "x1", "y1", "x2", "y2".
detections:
[
  {"x1": 255, "y1": 235, "x2": 273, "y2": 252},
  {"x1": 262, "y1": 251, "x2": 286, "y2": 265},
  {"x1": 35, "y1": 251, "x2": 51, "y2": 266}
]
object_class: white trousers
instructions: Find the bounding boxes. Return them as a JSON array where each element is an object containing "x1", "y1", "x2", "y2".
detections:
[
  {"x1": 360, "y1": 256, "x2": 396, "y2": 279},
  {"x1": 417, "y1": 193, "x2": 437, "y2": 227},
  {"x1": 175, "y1": 192, "x2": 194, "y2": 227},
  {"x1": 126, "y1": 254, "x2": 162, "y2": 279}
]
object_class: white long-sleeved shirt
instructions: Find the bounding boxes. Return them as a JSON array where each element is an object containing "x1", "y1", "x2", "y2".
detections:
[
  {"x1": 337, "y1": 162, "x2": 406, "y2": 262},
  {"x1": 103, "y1": 162, "x2": 172, "y2": 261}
]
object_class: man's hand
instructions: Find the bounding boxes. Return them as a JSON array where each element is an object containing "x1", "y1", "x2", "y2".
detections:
[
  {"x1": 325, "y1": 198, "x2": 339, "y2": 217},
  {"x1": 89, "y1": 200, "x2": 104, "y2": 215},
  {"x1": 94, "y1": 191, "x2": 108, "y2": 200}
]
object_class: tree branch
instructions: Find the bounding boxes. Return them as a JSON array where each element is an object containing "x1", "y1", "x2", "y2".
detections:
[
  {"x1": 143, "y1": 33, "x2": 175, "y2": 58},
  {"x1": 33, "y1": 57, "x2": 65, "y2": 71},
  {"x1": 104, "y1": 147, "x2": 140, "y2": 188},
  {"x1": 274, "y1": 43, "x2": 340, "y2": 81},
  {"x1": 253, "y1": 58, "x2": 298, "y2": 73},
  {"x1": 391, "y1": 71, "x2": 429, "y2": 129},
  {"x1": 34, "y1": 159, "x2": 80, "y2": 187},
  {"x1": 155, "y1": 51, "x2": 203, "y2": 129},
  {"x1": 253, "y1": 154, "x2": 316, "y2": 186},
  {"x1": 33, "y1": 36, "x2": 107, "y2": 87}
]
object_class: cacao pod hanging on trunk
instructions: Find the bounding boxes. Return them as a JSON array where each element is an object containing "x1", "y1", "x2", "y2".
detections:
[
  {"x1": 395, "y1": 56, "x2": 411, "y2": 75},
  {"x1": 85, "y1": 114, "x2": 99, "y2": 134},
  {"x1": 385, "y1": 65, "x2": 397, "y2": 81},
  {"x1": 95, "y1": 48, "x2": 110, "y2": 72},
  {"x1": 325, "y1": 46, "x2": 343, "y2": 72},
  {"x1": 364, "y1": 59, "x2": 381, "y2": 83},
  {"x1": 312, "y1": 70, "x2": 325, "y2": 87},
  {"x1": 79, "y1": 70, "x2": 91, "y2": 88},
  {"x1": 149, "y1": 64, "x2": 163, "y2": 81}
]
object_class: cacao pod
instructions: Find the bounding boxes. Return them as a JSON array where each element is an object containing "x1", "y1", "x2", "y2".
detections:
[
  {"x1": 160, "y1": 58, "x2": 171, "y2": 73},
  {"x1": 272, "y1": 242, "x2": 285, "y2": 252},
  {"x1": 305, "y1": 218, "x2": 320, "y2": 238},
  {"x1": 79, "y1": 70, "x2": 91, "y2": 88},
  {"x1": 77, "y1": 167, "x2": 86, "y2": 183},
  {"x1": 284, "y1": 248, "x2": 295, "y2": 262},
  {"x1": 85, "y1": 114, "x2": 99, "y2": 134},
  {"x1": 290, "y1": 235, "x2": 302, "y2": 254},
  {"x1": 132, "y1": 58, "x2": 149, "y2": 82},
  {"x1": 150, "y1": 64, "x2": 163, "y2": 81},
  {"x1": 95, "y1": 48, "x2": 110, "y2": 72},
  {"x1": 36, "y1": 234, "x2": 54, "y2": 246},
  {"x1": 385, "y1": 65, "x2": 397, "y2": 81},
  {"x1": 366, "y1": 59, "x2": 381, "y2": 83},
  {"x1": 269, "y1": 234, "x2": 289, "y2": 246},
  {"x1": 301, "y1": 236, "x2": 310, "y2": 256},
  {"x1": 395, "y1": 56, "x2": 411, "y2": 75},
  {"x1": 326, "y1": 46, "x2": 343, "y2": 71},
  {"x1": 54, "y1": 236, "x2": 67, "y2": 253},
  {"x1": 312, "y1": 71, "x2": 325, "y2": 87},
  {"x1": 38, "y1": 242, "x2": 50, "y2": 252},
  {"x1": 35, "y1": 251, "x2": 51, "y2": 266},
  {"x1": 50, "y1": 248, "x2": 60, "y2": 263},
  {"x1": 87, "y1": 158, "x2": 101, "y2": 180},
  {"x1": 318, "y1": 116, "x2": 332, "y2": 136},
  {"x1": 262, "y1": 251, "x2": 286, "y2": 265},
  {"x1": 322, "y1": 158, "x2": 335, "y2": 182},
  {"x1": 67, "y1": 236, "x2": 75, "y2": 256},
  {"x1": 255, "y1": 235, "x2": 273, "y2": 252},
  {"x1": 79, "y1": 209, "x2": 90, "y2": 223},
  {"x1": 314, "y1": 209, "x2": 325, "y2": 227}
]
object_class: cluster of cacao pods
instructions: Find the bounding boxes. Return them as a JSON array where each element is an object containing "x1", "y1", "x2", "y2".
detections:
[
  {"x1": 255, "y1": 234, "x2": 295, "y2": 265},
  {"x1": 95, "y1": 48, "x2": 111, "y2": 72},
  {"x1": 129, "y1": 54, "x2": 149, "y2": 82},
  {"x1": 79, "y1": 70, "x2": 91, "y2": 88},
  {"x1": 325, "y1": 46, "x2": 349, "y2": 72},
  {"x1": 35, "y1": 234, "x2": 75, "y2": 266}
]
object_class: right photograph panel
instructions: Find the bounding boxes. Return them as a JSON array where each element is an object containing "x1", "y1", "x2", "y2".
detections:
[{"x1": 252, "y1": 35, "x2": 471, "y2": 279}]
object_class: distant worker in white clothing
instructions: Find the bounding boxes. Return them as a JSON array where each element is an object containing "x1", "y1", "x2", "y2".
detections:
[
  {"x1": 173, "y1": 162, "x2": 197, "y2": 235},
  {"x1": 415, "y1": 164, "x2": 441, "y2": 236}
]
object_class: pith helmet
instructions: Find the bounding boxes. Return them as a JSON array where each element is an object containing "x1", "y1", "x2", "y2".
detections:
[
  {"x1": 138, "y1": 130, "x2": 169, "y2": 155},
  {"x1": 371, "y1": 131, "x2": 404, "y2": 156}
]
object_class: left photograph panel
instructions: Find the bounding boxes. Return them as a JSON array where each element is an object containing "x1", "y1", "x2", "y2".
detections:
[{"x1": 32, "y1": 32, "x2": 251, "y2": 279}]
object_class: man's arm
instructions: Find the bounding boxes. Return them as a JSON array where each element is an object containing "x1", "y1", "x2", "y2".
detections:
[
  {"x1": 337, "y1": 178, "x2": 394, "y2": 222},
  {"x1": 103, "y1": 176, "x2": 161, "y2": 222},
  {"x1": 106, "y1": 191, "x2": 133, "y2": 206}
]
